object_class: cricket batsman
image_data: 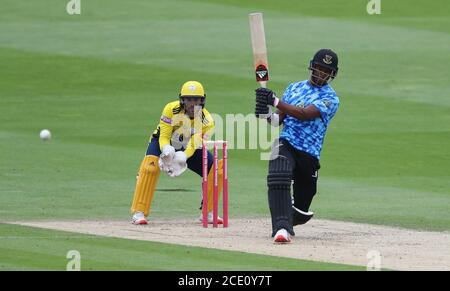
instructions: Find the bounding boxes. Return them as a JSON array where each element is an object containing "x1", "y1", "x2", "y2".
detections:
[
  {"x1": 255, "y1": 49, "x2": 340, "y2": 243},
  {"x1": 130, "y1": 81, "x2": 224, "y2": 225}
]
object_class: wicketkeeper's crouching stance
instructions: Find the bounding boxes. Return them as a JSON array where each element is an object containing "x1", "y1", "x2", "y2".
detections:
[
  {"x1": 255, "y1": 49, "x2": 340, "y2": 243},
  {"x1": 130, "y1": 81, "x2": 224, "y2": 225}
]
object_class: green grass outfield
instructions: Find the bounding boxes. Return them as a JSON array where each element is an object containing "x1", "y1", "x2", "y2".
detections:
[
  {"x1": 0, "y1": 223, "x2": 363, "y2": 270},
  {"x1": 0, "y1": 0, "x2": 449, "y2": 270}
]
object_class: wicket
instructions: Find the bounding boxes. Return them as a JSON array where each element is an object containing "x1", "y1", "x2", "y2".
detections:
[{"x1": 202, "y1": 140, "x2": 228, "y2": 228}]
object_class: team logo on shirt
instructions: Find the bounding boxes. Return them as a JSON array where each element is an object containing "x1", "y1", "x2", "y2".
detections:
[
  {"x1": 296, "y1": 101, "x2": 305, "y2": 108},
  {"x1": 323, "y1": 55, "x2": 333, "y2": 65}
]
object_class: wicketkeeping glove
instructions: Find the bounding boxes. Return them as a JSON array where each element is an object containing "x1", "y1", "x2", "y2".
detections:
[
  {"x1": 159, "y1": 144, "x2": 175, "y2": 174},
  {"x1": 168, "y1": 151, "x2": 187, "y2": 177},
  {"x1": 160, "y1": 145, "x2": 175, "y2": 160}
]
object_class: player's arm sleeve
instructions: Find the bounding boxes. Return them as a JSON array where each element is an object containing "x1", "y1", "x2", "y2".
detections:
[
  {"x1": 158, "y1": 104, "x2": 174, "y2": 151},
  {"x1": 184, "y1": 115, "x2": 215, "y2": 158},
  {"x1": 281, "y1": 83, "x2": 294, "y2": 102},
  {"x1": 311, "y1": 94, "x2": 340, "y2": 122}
]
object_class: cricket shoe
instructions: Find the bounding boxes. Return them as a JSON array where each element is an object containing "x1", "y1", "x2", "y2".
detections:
[
  {"x1": 132, "y1": 211, "x2": 148, "y2": 225},
  {"x1": 274, "y1": 229, "x2": 291, "y2": 244},
  {"x1": 198, "y1": 212, "x2": 223, "y2": 224}
]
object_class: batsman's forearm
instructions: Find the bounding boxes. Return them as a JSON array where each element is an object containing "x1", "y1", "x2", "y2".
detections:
[
  {"x1": 276, "y1": 102, "x2": 320, "y2": 121},
  {"x1": 277, "y1": 110, "x2": 286, "y2": 124}
]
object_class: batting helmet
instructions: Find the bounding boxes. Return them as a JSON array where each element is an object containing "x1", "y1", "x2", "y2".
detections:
[
  {"x1": 179, "y1": 81, "x2": 206, "y2": 108},
  {"x1": 179, "y1": 81, "x2": 205, "y2": 97},
  {"x1": 309, "y1": 49, "x2": 339, "y2": 79}
]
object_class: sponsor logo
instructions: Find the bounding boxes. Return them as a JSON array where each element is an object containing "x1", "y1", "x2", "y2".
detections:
[
  {"x1": 255, "y1": 64, "x2": 269, "y2": 81},
  {"x1": 161, "y1": 115, "x2": 172, "y2": 124}
]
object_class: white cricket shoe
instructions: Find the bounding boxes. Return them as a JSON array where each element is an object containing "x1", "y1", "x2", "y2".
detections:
[
  {"x1": 198, "y1": 211, "x2": 223, "y2": 224},
  {"x1": 132, "y1": 211, "x2": 148, "y2": 225},
  {"x1": 274, "y1": 229, "x2": 291, "y2": 243}
]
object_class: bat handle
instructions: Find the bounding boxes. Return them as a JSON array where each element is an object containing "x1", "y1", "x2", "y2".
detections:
[{"x1": 258, "y1": 81, "x2": 267, "y2": 88}]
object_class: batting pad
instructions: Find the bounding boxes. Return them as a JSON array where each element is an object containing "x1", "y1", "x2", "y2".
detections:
[{"x1": 131, "y1": 155, "x2": 161, "y2": 217}]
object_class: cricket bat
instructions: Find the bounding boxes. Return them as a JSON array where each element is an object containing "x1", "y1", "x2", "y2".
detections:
[{"x1": 249, "y1": 12, "x2": 269, "y2": 88}]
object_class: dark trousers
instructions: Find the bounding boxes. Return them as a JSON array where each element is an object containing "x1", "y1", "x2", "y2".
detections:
[
  {"x1": 268, "y1": 138, "x2": 320, "y2": 236},
  {"x1": 277, "y1": 138, "x2": 320, "y2": 212}
]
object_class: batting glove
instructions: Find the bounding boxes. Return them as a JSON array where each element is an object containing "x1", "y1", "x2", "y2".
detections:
[
  {"x1": 255, "y1": 88, "x2": 279, "y2": 107},
  {"x1": 255, "y1": 103, "x2": 269, "y2": 118}
]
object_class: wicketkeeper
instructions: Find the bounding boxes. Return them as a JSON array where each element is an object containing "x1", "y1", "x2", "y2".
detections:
[
  {"x1": 130, "y1": 81, "x2": 224, "y2": 225},
  {"x1": 255, "y1": 49, "x2": 340, "y2": 243}
]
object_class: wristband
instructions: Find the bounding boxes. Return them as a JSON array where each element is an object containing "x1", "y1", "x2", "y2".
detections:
[{"x1": 273, "y1": 97, "x2": 280, "y2": 107}]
